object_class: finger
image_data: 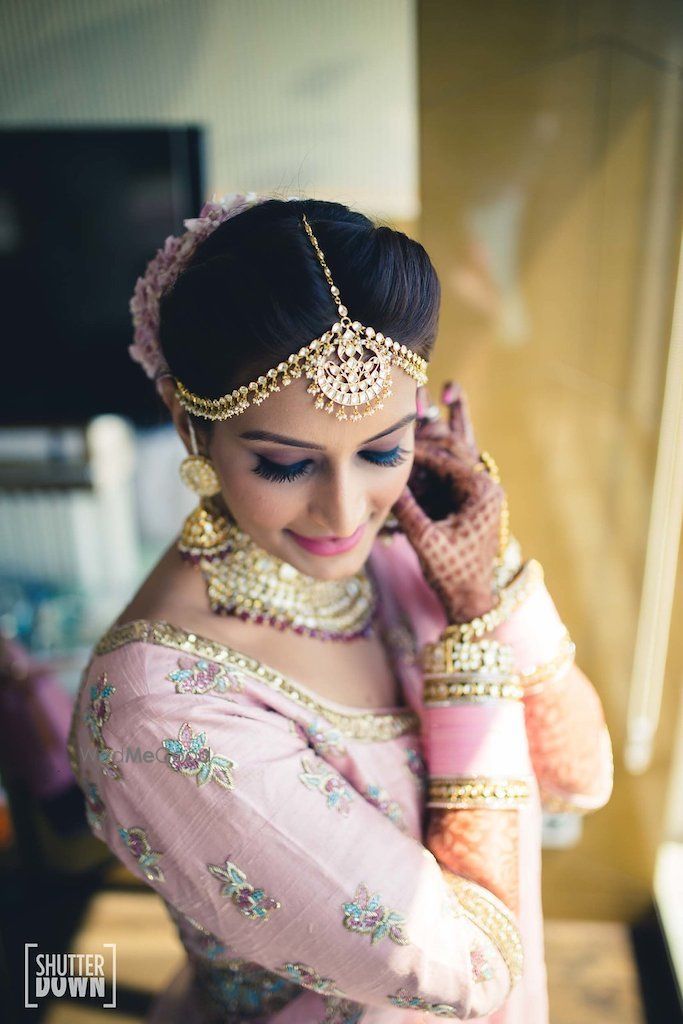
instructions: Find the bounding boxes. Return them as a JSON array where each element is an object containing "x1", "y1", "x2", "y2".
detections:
[
  {"x1": 413, "y1": 436, "x2": 479, "y2": 475},
  {"x1": 391, "y1": 485, "x2": 435, "y2": 542},
  {"x1": 441, "y1": 381, "x2": 479, "y2": 459}
]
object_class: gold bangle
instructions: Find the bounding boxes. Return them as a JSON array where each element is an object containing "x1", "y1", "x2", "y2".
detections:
[
  {"x1": 428, "y1": 776, "x2": 530, "y2": 809},
  {"x1": 423, "y1": 675, "x2": 524, "y2": 704},
  {"x1": 421, "y1": 636, "x2": 516, "y2": 677},
  {"x1": 519, "y1": 631, "x2": 576, "y2": 696},
  {"x1": 442, "y1": 558, "x2": 544, "y2": 643}
]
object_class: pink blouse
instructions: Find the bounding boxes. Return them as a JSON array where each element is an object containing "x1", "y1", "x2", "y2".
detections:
[{"x1": 66, "y1": 534, "x2": 597, "y2": 1023}]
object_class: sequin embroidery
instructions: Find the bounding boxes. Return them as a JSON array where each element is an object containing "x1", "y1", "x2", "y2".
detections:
[
  {"x1": 388, "y1": 987, "x2": 466, "y2": 1017},
  {"x1": 83, "y1": 778, "x2": 106, "y2": 831},
  {"x1": 84, "y1": 672, "x2": 122, "y2": 779},
  {"x1": 406, "y1": 745, "x2": 427, "y2": 788},
  {"x1": 207, "y1": 858, "x2": 281, "y2": 921},
  {"x1": 161, "y1": 722, "x2": 236, "y2": 788},
  {"x1": 470, "y1": 944, "x2": 494, "y2": 983},
  {"x1": 341, "y1": 883, "x2": 409, "y2": 946},
  {"x1": 194, "y1": 958, "x2": 300, "y2": 1017},
  {"x1": 117, "y1": 825, "x2": 165, "y2": 882},
  {"x1": 304, "y1": 718, "x2": 348, "y2": 756},
  {"x1": 363, "y1": 784, "x2": 406, "y2": 831},
  {"x1": 166, "y1": 655, "x2": 245, "y2": 695},
  {"x1": 298, "y1": 756, "x2": 353, "y2": 814},
  {"x1": 322, "y1": 995, "x2": 365, "y2": 1023},
  {"x1": 276, "y1": 962, "x2": 343, "y2": 996}
]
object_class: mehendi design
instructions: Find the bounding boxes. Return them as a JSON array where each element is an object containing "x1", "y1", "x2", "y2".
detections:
[
  {"x1": 161, "y1": 722, "x2": 236, "y2": 788},
  {"x1": 82, "y1": 777, "x2": 106, "y2": 831},
  {"x1": 275, "y1": 962, "x2": 342, "y2": 995},
  {"x1": 298, "y1": 756, "x2": 353, "y2": 814},
  {"x1": 207, "y1": 859, "x2": 281, "y2": 921},
  {"x1": 166, "y1": 655, "x2": 245, "y2": 695},
  {"x1": 84, "y1": 672, "x2": 122, "y2": 779},
  {"x1": 117, "y1": 825, "x2": 165, "y2": 882},
  {"x1": 363, "y1": 784, "x2": 407, "y2": 831},
  {"x1": 524, "y1": 663, "x2": 614, "y2": 812},
  {"x1": 388, "y1": 987, "x2": 467, "y2": 1017},
  {"x1": 341, "y1": 883, "x2": 410, "y2": 946},
  {"x1": 428, "y1": 808, "x2": 520, "y2": 913}
]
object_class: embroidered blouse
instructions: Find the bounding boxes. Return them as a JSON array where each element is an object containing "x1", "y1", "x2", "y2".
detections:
[{"x1": 67, "y1": 534, "x2": 607, "y2": 1023}]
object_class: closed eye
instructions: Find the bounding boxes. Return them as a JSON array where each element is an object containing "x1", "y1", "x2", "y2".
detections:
[{"x1": 252, "y1": 446, "x2": 410, "y2": 484}]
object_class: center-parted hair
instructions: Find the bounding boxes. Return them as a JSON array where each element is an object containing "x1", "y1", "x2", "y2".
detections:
[{"x1": 158, "y1": 198, "x2": 441, "y2": 431}]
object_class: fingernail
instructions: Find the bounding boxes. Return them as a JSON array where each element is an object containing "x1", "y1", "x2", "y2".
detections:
[{"x1": 441, "y1": 381, "x2": 459, "y2": 406}]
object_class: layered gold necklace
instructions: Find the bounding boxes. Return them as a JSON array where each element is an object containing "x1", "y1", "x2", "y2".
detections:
[{"x1": 186, "y1": 503, "x2": 378, "y2": 641}]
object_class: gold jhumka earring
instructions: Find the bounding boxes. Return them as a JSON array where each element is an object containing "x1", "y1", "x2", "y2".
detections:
[{"x1": 177, "y1": 418, "x2": 232, "y2": 562}]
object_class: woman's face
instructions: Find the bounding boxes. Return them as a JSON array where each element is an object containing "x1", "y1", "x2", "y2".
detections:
[{"x1": 170, "y1": 372, "x2": 418, "y2": 580}]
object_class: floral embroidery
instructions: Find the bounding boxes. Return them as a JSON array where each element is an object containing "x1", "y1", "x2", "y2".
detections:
[
  {"x1": 275, "y1": 962, "x2": 342, "y2": 995},
  {"x1": 83, "y1": 778, "x2": 106, "y2": 831},
  {"x1": 84, "y1": 672, "x2": 122, "y2": 779},
  {"x1": 162, "y1": 722, "x2": 236, "y2": 787},
  {"x1": 363, "y1": 784, "x2": 406, "y2": 831},
  {"x1": 405, "y1": 745, "x2": 427, "y2": 788},
  {"x1": 341, "y1": 883, "x2": 409, "y2": 946},
  {"x1": 117, "y1": 825, "x2": 165, "y2": 882},
  {"x1": 470, "y1": 944, "x2": 494, "y2": 982},
  {"x1": 195, "y1": 959, "x2": 300, "y2": 1017},
  {"x1": 208, "y1": 858, "x2": 281, "y2": 921},
  {"x1": 298, "y1": 756, "x2": 353, "y2": 814},
  {"x1": 166, "y1": 655, "x2": 245, "y2": 695},
  {"x1": 304, "y1": 718, "x2": 347, "y2": 756},
  {"x1": 388, "y1": 987, "x2": 466, "y2": 1017},
  {"x1": 322, "y1": 995, "x2": 365, "y2": 1023}
]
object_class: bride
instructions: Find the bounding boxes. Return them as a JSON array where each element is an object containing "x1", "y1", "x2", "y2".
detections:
[{"x1": 68, "y1": 193, "x2": 613, "y2": 1023}]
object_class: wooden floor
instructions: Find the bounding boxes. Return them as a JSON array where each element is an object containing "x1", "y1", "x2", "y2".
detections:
[{"x1": 41, "y1": 889, "x2": 646, "y2": 1024}]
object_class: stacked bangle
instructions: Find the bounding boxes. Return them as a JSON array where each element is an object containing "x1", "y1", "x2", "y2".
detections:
[
  {"x1": 428, "y1": 776, "x2": 530, "y2": 810},
  {"x1": 442, "y1": 558, "x2": 545, "y2": 643}
]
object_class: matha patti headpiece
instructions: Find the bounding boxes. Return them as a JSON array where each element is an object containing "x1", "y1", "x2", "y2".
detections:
[{"x1": 129, "y1": 193, "x2": 429, "y2": 423}]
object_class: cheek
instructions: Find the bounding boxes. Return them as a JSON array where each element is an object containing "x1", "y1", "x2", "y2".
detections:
[
  {"x1": 368, "y1": 455, "x2": 415, "y2": 510},
  {"x1": 216, "y1": 455, "x2": 303, "y2": 528}
]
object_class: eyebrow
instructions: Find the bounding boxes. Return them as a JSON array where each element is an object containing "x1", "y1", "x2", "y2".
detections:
[{"x1": 238, "y1": 411, "x2": 417, "y2": 450}]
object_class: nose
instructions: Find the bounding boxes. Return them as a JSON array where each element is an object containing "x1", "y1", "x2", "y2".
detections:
[{"x1": 307, "y1": 464, "x2": 369, "y2": 538}]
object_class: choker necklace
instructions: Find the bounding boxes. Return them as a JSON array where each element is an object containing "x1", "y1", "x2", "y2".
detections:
[{"x1": 184, "y1": 502, "x2": 378, "y2": 641}]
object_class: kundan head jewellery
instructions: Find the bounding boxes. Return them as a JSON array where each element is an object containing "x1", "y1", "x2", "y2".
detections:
[
  {"x1": 129, "y1": 192, "x2": 429, "y2": 421},
  {"x1": 128, "y1": 192, "x2": 427, "y2": 639}
]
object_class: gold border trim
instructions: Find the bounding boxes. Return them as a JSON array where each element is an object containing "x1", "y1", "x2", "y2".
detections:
[
  {"x1": 442, "y1": 869, "x2": 523, "y2": 994},
  {"x1": 93, "y1": 619, "x2": 420, "y2": 742}
]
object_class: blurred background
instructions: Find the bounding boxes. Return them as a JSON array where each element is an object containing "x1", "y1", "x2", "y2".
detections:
[{"x1": 0, "y1": 1, "x2": 682, "y2": 1021}]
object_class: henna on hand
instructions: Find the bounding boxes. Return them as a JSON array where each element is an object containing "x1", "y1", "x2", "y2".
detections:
[{"x1": 393, "y1": 383, "x2": 506, "y2": 623}]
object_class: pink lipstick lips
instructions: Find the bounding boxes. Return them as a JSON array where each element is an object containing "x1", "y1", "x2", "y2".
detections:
[{"x1": 286, "y1": 522, "x2": 367, "y2": 556}]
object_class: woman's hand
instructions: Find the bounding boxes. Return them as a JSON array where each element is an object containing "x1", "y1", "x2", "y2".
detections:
[{"x1": 392, "y1": 382, "x2": 506, "y2": 624}]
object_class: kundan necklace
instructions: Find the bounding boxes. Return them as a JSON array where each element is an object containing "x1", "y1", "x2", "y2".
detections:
[{"x1": 186, "y1": 503, "x2": 378, "y2": 641}]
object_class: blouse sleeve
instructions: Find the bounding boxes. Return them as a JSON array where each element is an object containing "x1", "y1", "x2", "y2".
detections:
[{"x1": 73, "y1": 654, "x2": 523, "y2": 1020}]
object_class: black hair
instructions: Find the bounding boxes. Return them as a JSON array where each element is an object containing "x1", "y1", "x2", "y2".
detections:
[{"x1": 158, "y1": 197, "x2": 441, "y2": 435}]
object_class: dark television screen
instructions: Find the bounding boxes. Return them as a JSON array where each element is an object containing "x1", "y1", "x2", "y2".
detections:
[{"x1": 0, "y1": 126, "x2": 204, "y2": 426}]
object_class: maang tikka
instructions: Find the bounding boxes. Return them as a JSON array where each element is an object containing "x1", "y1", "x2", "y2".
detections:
[{"x1": 173, "y1": 213, "x2": 429, "y2": 423}]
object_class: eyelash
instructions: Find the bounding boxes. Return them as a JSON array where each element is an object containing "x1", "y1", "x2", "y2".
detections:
[{"x1": 252, "y1": 446, "x2": 410, "y2": 483}]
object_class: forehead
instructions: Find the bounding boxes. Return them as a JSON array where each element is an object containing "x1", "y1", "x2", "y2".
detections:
[{"x1": 215, "y1": 371, "x2": 418, "y2": 450}]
